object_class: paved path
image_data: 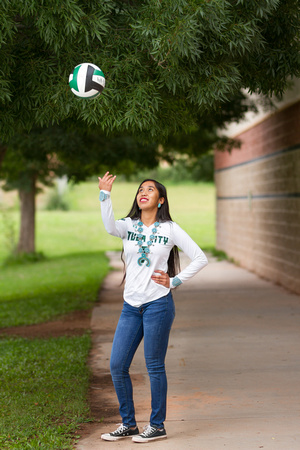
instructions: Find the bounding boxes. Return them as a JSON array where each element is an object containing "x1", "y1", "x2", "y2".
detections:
[{"x1": 76, "y1": 252, "x2": 300, "y2": 449}]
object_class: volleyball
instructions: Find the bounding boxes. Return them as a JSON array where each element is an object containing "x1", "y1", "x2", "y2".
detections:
[{"x1": 69, "y1": 63, "x2": 105, "y2": 98}]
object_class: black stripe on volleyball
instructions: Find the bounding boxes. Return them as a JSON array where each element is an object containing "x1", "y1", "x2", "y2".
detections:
[{"x1": 85, "y1": 65, "x2": 104, "y2": 93}]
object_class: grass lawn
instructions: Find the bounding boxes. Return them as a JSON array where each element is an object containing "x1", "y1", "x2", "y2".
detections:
[
  {"x1": 0, "y1": 335, "x2": 91, "y2": 450},
  {"x1": 0, "y1": 252, "x2": 109, "y2": 328},
  {"x1": 0, "y1": 249, "x2": 108, "y2": 448},
  {"x1": 0, "y1": 180, "x2": 215, "y2": 448}
]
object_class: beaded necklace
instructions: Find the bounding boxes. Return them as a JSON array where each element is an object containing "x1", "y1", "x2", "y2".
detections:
[{"x1": 136, "y1": 220, "x2": 160, "y2": 267}]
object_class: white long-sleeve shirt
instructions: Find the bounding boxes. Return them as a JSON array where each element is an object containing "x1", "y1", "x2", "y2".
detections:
[{"x1": 100, "y1": 191, "x2": 208, "y2": 307}]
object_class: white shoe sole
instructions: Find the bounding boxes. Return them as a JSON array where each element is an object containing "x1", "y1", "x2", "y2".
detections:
[
  {"x1": 132, "y1": 434, "x2": 167, "y2": 443},
  {"x1": 101, "y1": 434, "x2": 134, "y2": 441}
]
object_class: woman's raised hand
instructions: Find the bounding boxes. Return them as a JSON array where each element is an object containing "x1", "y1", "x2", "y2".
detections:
[{"x1": 98, "y1": 172, "x2": 116, "y2": 192}]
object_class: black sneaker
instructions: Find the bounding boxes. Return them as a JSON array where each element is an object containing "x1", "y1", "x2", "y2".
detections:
[
  {"x1": 132, "y1": 424, "x2": 167, "y2": 443},
  {"x1": 101, "y1": 423, "x2": 139, "y2": 441}
]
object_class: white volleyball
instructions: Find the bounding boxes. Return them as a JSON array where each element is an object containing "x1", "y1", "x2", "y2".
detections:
[{"x1": 69, "y1": 63, "x2": 105, "y2": 98}]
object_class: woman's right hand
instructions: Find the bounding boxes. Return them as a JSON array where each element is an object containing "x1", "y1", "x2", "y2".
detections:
[{"x1": 98, "y1": 172, "x2": 116, "y2": 192}]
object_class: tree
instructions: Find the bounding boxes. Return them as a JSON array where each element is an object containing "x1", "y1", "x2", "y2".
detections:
[
  {"x1": 0, "y1": 0, "x2": 299, "y2": 143},
  {"x1": 1, "y1": 85, "x2": 258, "y2": 255},
  {"x1": 1, "y1": 0, "x2": 300, "y2": 256},
  {"x1": 1, "y1": 125, "x2": 158, "y2": 253}
]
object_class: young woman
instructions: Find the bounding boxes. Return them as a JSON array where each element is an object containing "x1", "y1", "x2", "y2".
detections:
[{"x1": 98, "y1": 172, "x2": 208, "y2": 443}]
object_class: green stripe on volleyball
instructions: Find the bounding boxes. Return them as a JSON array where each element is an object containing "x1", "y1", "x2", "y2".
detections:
[{"x1": 69, "y1": 63, "x2": 105, "y2": 98}]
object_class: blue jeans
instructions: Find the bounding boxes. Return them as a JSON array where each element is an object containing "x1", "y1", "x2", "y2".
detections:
[{"x1": 110, "y1": 292, "x2": 175, "y2": 429}]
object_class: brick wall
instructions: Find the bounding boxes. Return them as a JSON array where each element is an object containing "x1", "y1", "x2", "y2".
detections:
[{"x1": 215, "y1": 100, "x2": 300, "y2": 294}]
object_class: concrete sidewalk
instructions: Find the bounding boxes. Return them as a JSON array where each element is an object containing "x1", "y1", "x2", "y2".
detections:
[{"x1": 76, "y1": 252, "x2": 300, "y2": 450}]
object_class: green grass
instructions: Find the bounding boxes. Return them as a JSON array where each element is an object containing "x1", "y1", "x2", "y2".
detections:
[
  {"x1": 0, "y1": 252, "x2": 109, "y2": 328},
  {"x1": 0, "y1": 335, "x2": 91, "y2": 449}
]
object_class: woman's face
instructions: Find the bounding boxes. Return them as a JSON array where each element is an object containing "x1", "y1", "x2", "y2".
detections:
[{"x1": 136, "y1": 181, "x2": 164, "y2": 211}]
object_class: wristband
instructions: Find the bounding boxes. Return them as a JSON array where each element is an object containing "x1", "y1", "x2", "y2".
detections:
[
  {"x1": 99, "y1": 191, "x2": 110, "y2": 202},
  {"x1": 170, "y1": 276, "x2": 183, "y2": 288}
]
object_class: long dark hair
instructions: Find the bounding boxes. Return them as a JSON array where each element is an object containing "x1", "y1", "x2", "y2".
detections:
[{"x1": 121, "y1": 179, "x2": 180, "y2": 280}]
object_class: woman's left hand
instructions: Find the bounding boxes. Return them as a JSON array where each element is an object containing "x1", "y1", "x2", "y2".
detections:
[{"x1": 151, "y1": 270, "x2": 170, "y2": 288}]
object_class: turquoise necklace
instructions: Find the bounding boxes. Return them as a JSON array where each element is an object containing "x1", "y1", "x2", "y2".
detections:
[{"x1": 136, "y1": 220, "x2": 160, "y2": 267}]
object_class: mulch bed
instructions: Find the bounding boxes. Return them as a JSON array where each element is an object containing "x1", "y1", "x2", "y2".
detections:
[{"x1": 0, "y1": 309, "x2": 92, "y2": 339}]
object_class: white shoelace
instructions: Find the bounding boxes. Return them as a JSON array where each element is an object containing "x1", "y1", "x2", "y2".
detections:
[
  {"x1": 114, "y1": 423, "x2": 128, "y2": 433},
  {"x1": 141, "y1": 425, "x2": 156, "y2": 437}
]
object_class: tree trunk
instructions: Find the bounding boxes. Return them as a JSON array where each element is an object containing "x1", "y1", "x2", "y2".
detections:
[
  {"x1": 0, "y1": 143, "x2": 7, "y2": 169},
  {"x1": 17, "y1": 174, "x2": 36, "y2": 254}
]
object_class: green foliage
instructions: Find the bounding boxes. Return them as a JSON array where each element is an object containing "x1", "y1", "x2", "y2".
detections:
[
  {"x1": 0, "y1": 0, "x2": 299, "y2": 140},
  {"x1": 0, "y1": 335, "x2": 91, "y2": 449},
  {"x1": 131, "y1": 153, "x2": 214, "y2": 183},
  {"x1": 208, "y1": 247, "x2": 229, "y2": 261},
  {"x1": 190, "y1": 153, "x2": 214, "y2": 182},
  {"x1": 0, "y1": 127, "x2": 160, "y2": 192},
  {"x1": 2, "y1": 0, "x2": 298, "y2": 221},
  {"x1": 45, "y1": 189, "x2": 70, "y2": 211}
]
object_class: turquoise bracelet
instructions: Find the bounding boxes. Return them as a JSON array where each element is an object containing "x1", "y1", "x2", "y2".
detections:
[
  {"x1": 99, "y1": 191, "x2": 110, "y2": 202},
  {"x1": 172, "y1": 276, "x2": 182, "y2": 287}
]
